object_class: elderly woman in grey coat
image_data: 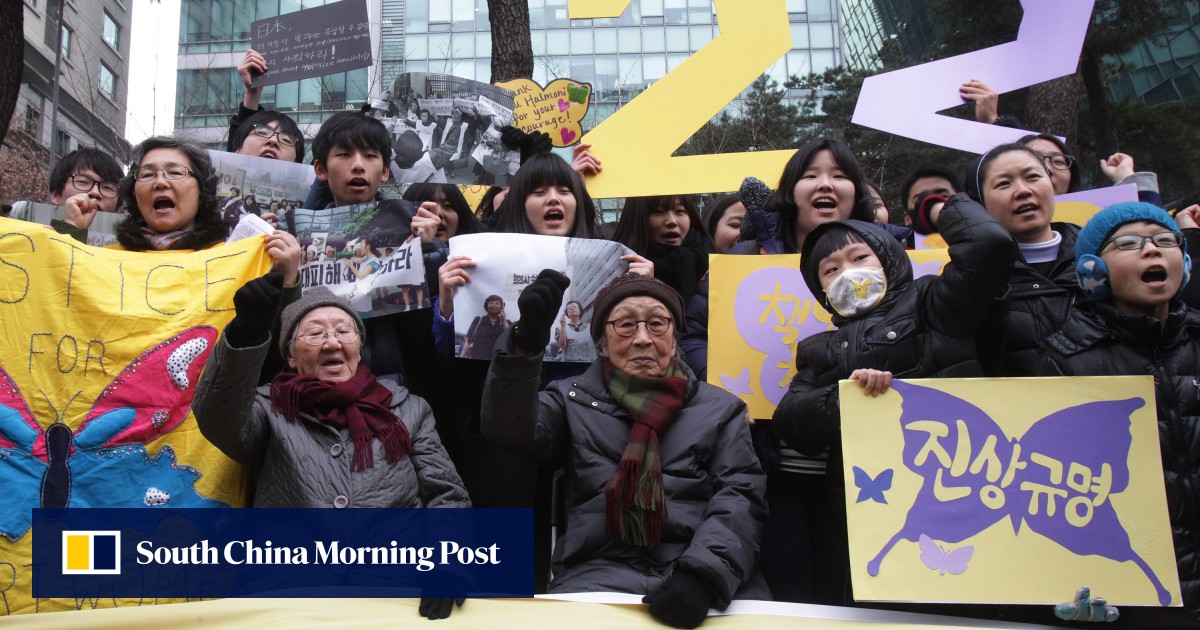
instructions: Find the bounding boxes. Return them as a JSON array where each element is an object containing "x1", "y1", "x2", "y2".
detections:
[
  {"x1": 193, "y1": 273, "x2": 471, "y2": 620},
  {"x1": 481, "y1": 271, "x2": 768, "y2": 629}
]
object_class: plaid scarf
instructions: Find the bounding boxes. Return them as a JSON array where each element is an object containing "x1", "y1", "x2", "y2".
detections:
[
  {"x1": 601, "y1": 358, "x2": 688, "y2": 547},
  {"x1": 139, "y1": 227, "x2": 194, "y2": 250},
  {"x1": 270, "y1": 364, "x2": 411, "y2": 471}
]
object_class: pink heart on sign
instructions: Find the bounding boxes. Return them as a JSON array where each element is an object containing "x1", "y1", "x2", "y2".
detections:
[
  {"x1": 560, "y1": 128, "x2": 577, "y2": 144},
  {"x1": 558, "y1": 98, "x2": 570, "y2": 112}
]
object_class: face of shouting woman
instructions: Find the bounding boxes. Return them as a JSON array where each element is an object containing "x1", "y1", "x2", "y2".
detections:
[{"x1": 134, "y1": 148, "x2": 201, "y2": 234}]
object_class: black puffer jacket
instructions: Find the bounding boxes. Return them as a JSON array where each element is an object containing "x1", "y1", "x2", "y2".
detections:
[
  {"x1": 481, "y1": 330, "x2": 769, "y2": 605},
  {"x1": 774, "y1": 194, "x2": 1017, "y2": 462},
  {"x1": 1041, "y1": 302, "x2": 1200, "y2": 627},
  {"x1": 984, "y1": 222, "x2": 1085, "y2": 376}
]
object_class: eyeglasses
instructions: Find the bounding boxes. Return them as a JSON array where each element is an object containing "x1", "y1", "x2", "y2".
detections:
[
  {"x1": 250, "y1": 124, "x2": 298, "y2": 148},
  {"x1": 1105, "y1": 231, "x2": 1183, "y2": 251},
  {"x1": 134, "y1": 165, "x2": 193, "y2": 182},
  {"x1": 295, "y1": 328, "x2": 360, "y2": 346},
  {"x1": 1040, "y1": 153, "x2": 1075, "y2": 171},
  {"x1": 606, "y1": 316, "x2": 672, "y2": 338},
  {"x1": 69, "y1": 174, "x2": 118, "y2": 198}
]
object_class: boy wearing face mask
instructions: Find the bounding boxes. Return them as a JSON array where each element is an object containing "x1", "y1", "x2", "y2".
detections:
[{"x1": 771, "y1": 193, "x2": 1015, "y2": 605}]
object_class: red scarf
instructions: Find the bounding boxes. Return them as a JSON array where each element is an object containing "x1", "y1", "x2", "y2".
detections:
[
  {"x1": 601, "y1": 359, "x2": 688, "y2": 547},
  {"x1": 270, "y1": 364, "x2": 411, "y2": 471}
]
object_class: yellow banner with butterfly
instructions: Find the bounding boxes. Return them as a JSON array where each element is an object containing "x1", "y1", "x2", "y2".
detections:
[
  {"x1": 0, "y1": 218, "x2": 272, "y2": 615},
  {"x1": 839, "y1": 376, "x2": 1179, "y2": 607}
]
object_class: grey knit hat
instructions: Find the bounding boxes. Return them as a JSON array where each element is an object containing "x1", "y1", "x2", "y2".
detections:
[
  {"x1": 590, "y1": 273, "x2": 685, "y2": 342},
  {"x1": 279, "y1": 286, "x2": 367, "y2": 358}
]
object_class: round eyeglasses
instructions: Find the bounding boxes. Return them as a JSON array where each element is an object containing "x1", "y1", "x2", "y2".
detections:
[
  {"x1": 295, "y1": 328, "x2": 360, "y2": 346},
  {"x1": 606, "y1": 317, "x2": 672, "y2": 338},
  {"x1": 1041, "y1": 153, "x2": 1075, "y2": 171}
]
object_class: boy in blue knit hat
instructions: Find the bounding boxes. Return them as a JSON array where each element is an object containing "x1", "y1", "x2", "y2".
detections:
[{"x1": 1041, "y1": 201, "x2": 1200, "y2": 626}]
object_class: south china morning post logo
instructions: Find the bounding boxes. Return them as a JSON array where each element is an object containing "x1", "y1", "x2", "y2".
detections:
[
  {"x1": 62, "y1": 530, "x2": 121, "y2": 575},
  {"x1": 34, "y1": 508, "x2": 534, "y2": 598}
]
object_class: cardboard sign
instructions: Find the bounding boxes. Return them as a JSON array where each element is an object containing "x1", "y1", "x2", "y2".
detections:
[
  {"x1": 448, "y1": 233, "x2": 633, "y2": 361},
  {"x1": 840, "y1": 377, "x2": 1179, "y2": 607},
  {"x1": 498, "y1": 78, "x2": 593, "y2": 147},
  {"x1": 707, "y1": 251, "x2": 949, "y2": 419},
  {"x1": 250, "y1": 0, "x2": 372, "y2": 87},
  {"x1": 851, "y1": 0, "x2": 1094, "y2": 154}
]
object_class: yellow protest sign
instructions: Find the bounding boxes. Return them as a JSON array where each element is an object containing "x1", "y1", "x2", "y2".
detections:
[
  {"x1": 840, "y1": 376, "x2": 1179, "y2": 606},
  {"x1": 708, "y1": 250, "x2": 949, "y2": 419},
  {"x1": 499, "y1": 78, "x2": 592, "y2": 147},
  {"x1": 568, "y1": 0, "x2": 795, "y2": 198},
  {"x1": 0, "y1": 218, "x2": 272, "y2": 615}
]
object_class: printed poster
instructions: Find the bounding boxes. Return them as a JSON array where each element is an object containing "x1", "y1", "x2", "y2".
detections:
[
  {"x1": 209, "y1": 150, "x2": 316, "y2": 231},
  {"x1": 7, "y1": 201, "x2": 121, "y2": 247},
  {"x1": 289, "y1": 199, "x2": 428, "y2": 318},
  {"x1": 374, "y1": 73, "x2": 520, "y2": 187},
  {"x1": 839, "y1": 376, "x2": 1179, "y2": 607},
  {"x1": 448, "y1": 233, "x2": 633, "y2": 362},
  {"x1": 707, "y1": 251, "x2": 950, "y2": 419}
]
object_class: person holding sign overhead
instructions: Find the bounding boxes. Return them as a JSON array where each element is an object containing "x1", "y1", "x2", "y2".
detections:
[{"x1": 228, "y1": 49, "x2": 306, "y2": 164}]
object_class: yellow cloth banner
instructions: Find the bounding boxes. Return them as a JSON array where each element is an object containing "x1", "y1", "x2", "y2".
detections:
[
  {"x1": 840, "y1": 376, "x2": 1179, "y2": 606},
  {"x1": 707, "y1": 251, "x2": 950, "y2": 419},
  {"x1": 0, "y1": 218, "x2": 272, "y2": 615}
]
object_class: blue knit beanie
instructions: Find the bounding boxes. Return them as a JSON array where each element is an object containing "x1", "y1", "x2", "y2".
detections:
[{"x1": 1075, "y1": 202, "x2": 1181, "y2": 264}]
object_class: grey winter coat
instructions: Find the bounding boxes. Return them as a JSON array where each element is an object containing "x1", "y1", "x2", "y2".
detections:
[
  {"x1": 481, "y1": 330, "x2": 769, "y2": 605},
  {"x1": 193, "y1": 336, "x2": 471, "y2": 509}
]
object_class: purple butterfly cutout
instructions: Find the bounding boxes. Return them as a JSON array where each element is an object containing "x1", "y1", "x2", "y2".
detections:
[
  {"x1": 918, "y1": 534, "x2": 973, "y2": 575},
  {"x1": 853, "y1": 466, "x2": 892, "y2": 504},
  {"x1": 719, "y1": 368, "x2": 753, "y2": 398},
  {"x1": 867, "y1": 380, "x2": 1171, "y2": 606}
]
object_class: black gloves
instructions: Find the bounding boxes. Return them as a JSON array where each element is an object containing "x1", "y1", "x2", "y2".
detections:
[
  {"x1": 513, "y1": 269, "x2": 570, "y2": 355},
  {"x1": 224, "y1": 272, "x2": 284, "y2": 348},
  {"x1": 908, "y1": 191, "x2": 948, "y2": 235},
  {"x1": 418, "y1": 597, "x2": 465, "y2": 620},
  {"x1": 642, "y1": 570, "x2": 716, "y2": 629},
  {"x1": 499, "y1": 125, "x2": 554, "y2": 163}
]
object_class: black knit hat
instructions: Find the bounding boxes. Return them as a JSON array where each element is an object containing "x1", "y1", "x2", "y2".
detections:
[
  {"x1": 590, "y1": 273, "x2": 685, "y2": 342},
  {"x1": 279, "y1": 286, "x2": 367, "y2": 359}
]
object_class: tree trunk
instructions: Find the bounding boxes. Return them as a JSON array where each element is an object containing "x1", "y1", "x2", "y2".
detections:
[
  {"x1": 0, "y1": 1, "x2": 24, "y2": 148},
  {"x1": 1025, "y1": 74, "x2": 1081, "y2": 143},
  {"x1": 1080, "y1": 47, "x2": 1119, "y2": 156},
  {"x1": 487, "y1": 0, "x2": 534, "y2": 84}
]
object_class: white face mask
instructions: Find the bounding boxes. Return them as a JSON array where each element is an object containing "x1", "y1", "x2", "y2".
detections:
[{"x1": 824, "y1": 266, "x2": 887, "y2": 317}]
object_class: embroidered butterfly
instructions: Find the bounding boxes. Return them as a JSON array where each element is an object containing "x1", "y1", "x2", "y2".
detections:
[
  {"x1": 866, "y1": 380, "x2": 1172, "y2": 606},
  {"x1": 0, "y1": 327, "x2": 227, "y2": 542}
]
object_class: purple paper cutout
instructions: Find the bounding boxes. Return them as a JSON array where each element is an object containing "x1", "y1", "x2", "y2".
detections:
[
  {"x1": 918, "y1": 534, "x2": 974, "y2": 576},
  {"x1": 719, "y1": 368, "x2": 754, "y2": 398},
  {"x1": 733, "y1": 267, "x2": 832, "y2": 405},
  {"x1": 1057, "y1": 183, "x2": 1139, "y2": 209},
  {"x1": 854, "y1": 466, "x2": 893, "y2": 504},
  {"x1": 851, "y1": 1, "x2": 1094, "y2": 154},
  {"x1": 865, "y1": 380, "x2": 1171, "y2": 606}
]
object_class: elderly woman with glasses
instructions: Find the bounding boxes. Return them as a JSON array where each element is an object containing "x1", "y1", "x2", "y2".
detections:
[
  {"x1": 193, "y1": 279, "x2": 472, "y2": 618},
  {"x1": 481, "y1": 271, "x2": 767, "y2": 629}
]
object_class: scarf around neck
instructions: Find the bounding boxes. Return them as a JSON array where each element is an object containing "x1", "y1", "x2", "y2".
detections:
[
  {"x1": 270, "y1": 364, "x2": 411, "y2": 471},
  {"x1": 601, "y1": 358, "x2": 688, "y2": 547},
  {"x1": 139, "y1": 227, "x2": 194, "y2": 250}
]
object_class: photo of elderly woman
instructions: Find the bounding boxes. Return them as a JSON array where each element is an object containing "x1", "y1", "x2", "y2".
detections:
[{"x1": 459, "y1": 294, "x2": 510, "y2": 359}]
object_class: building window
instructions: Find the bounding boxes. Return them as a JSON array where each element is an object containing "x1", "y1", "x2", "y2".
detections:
[
  {"x1": 23, "y1": 104, "x2": 42, "y2": 136},
  {"x1": 24, "y1": 0, "x2": 36, "y2": 8},
  {"x1": 53, "y1": 128, "x2": 71, "y2": 160},
  {"x1": 60, "y1": 24, "x2": 72, "y2": 57},
  {"x1": 103, "y1": 11, "x2": 120, "y2": 51},
  {"x1": 99, "y1": 63, "x2": 116, "y2": 98}
]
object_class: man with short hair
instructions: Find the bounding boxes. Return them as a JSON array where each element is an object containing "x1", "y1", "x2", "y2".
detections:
[{"x1": 49, "y1": 148, "x2": 123, "y2": 213}]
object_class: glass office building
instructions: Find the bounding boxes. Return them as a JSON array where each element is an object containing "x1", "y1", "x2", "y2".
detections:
[
  {"x1": 175, "y1": 0, "x2": 845, "y2": 149},
  {"x1": 1107, "y1": 1, "x2": 1200, "y2": 105}
]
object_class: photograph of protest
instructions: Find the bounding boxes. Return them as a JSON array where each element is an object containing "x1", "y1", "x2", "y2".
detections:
[
  {"x1": 370, "y1": 72, "x2": 520, "y2": 187},
  {"x1": 289, "y1": 198, "x2": 429, "y2": 318},
  {"x1": 448, "y1": 234, "x2": 631, "y2": 362},
  {"x1": 209, "y1": 150, "x2": 316, "y2": 231}
]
